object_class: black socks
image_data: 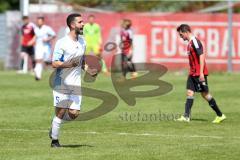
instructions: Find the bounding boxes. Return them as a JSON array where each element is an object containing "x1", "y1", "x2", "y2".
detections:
[
  {"x1": 184, "y1": 97, "x2": 194, "y2": 118},
  {"x1": 208, "y1": 98, "x2": 222, "y2": 117}
]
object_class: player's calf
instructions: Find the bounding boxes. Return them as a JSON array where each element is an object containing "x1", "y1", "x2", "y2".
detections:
[
  {"x1": 201, "y1": 92, "x2": 226, "y2": 123},
  {"x1": 177, "y1": 90, "x2": 195, "y2": 122},
  {"x1": 201, "y1": 92, "x2": 223, "y2": 117}
]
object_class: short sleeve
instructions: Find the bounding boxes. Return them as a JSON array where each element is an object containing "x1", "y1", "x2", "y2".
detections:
[
  {"x1": 192, "y1": 38, "x2": 203, "y2": 55},
  {"x1": 47, "y1": 26, "x2": 56, "y2": 37},
  {"x1": 30, "y1": 23, "x2": 36, "y2": 34},
  {"x1": 52, "y1": 40, "x2": 64, "y2": 62}
]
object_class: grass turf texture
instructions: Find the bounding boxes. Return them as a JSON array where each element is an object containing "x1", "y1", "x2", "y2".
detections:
[{"x1": 0, "y1": 71, "x2": 239, "y2": 160}]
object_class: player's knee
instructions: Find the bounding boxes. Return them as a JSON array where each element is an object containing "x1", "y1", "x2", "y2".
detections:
[
  {"x1": 55, "y1": 108, "x2": 66, "y2": 119},
  {"x1": 68, "y1": 110, "x2": 80, "y2": 119},
  {"x1": 202, "y1": 92, "x2": 212, "y2": 101},
  {"x1": 186, "y1": 90, "x2": 194, "y2": 97},
  {"x1": 21, "y1": 52, "x2": 27, "y2": 58}
]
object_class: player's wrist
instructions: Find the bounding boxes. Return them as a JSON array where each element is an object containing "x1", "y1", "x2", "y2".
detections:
[{"x1": 199, "y1": 74, "x2": 205, "y2": 81}]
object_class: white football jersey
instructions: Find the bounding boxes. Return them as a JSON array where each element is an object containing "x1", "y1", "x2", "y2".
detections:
[
  {"x1": 35, "y1": 25, "x2": 55, "y2": 46},
  {"x1": 52, "y1": 35, "x2": 86, "y2": 88}
]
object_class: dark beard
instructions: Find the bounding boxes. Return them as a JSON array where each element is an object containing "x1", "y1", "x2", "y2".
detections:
[{"x1": 75, "y1": 28, "x2": 83, "y2": 35}]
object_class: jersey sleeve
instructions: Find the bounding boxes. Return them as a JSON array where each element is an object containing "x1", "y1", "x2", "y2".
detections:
[
  {"x1": 47, "y1": 26, "x2": 56, "y2": 37},
  {"x1": 30, "y1": 23, "x2": 36, "y2": 35},
  {"x1": 52, "y1": 40, "x2": 64, "y2": 62},
  {"x1": 192, "y1": 38, "x2": 203, "y2": 56}
]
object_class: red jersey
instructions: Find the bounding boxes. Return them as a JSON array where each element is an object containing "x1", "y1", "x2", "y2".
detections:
[
  {"x1": 21, "y1": 22, "x2": 35, "y2": 46},
  {"x1": 120, "y1": 28, "x2": 133, "y2": 55},
  {"x1": 187, "y1": 36, "x2": 208, "y2": 76}
]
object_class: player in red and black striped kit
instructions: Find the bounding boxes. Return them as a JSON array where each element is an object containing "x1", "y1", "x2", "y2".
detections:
[
  {"x1": 176, "y1": 24, "x2": 226, "y2": 123},
  {"x1": 120, "y1": 19, "x2": 138, "y2": 79},
  {"x1": 19, "y1": 16, "x2": 36, "y2": 73}
]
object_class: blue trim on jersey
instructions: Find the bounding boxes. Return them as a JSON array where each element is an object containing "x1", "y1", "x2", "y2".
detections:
[
  {"x1": 54, "y1": 68, "x2": 62, "y2": 87},
  {"x1": 59, "y1": 54, "x2": 64, "y2": 62},
  {"x1": 53, "y1": 54, "x2": 64, "y2": 88}
]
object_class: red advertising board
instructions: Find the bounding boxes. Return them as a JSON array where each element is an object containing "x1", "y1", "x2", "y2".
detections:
[{"x1": 32, "y1": 12, "x2": 240, "y2": 72}]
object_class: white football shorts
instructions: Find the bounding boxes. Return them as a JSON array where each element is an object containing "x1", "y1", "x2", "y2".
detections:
[
  {"x1": 35, "y1": 44, "x2": 51, "y2": 60},
  {"x1": 53, "y1": 90, "x2": 82, "y2": 110}
]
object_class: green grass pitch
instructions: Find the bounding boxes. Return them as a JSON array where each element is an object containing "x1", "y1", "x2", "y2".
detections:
[{"x1": 0, "y1": 70, "x2": 240, "y2": 160}]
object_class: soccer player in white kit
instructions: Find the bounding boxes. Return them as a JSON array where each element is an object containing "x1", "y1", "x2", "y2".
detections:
[
  {"x1": 49, "y1": 13, "x2": 97, "y2": 147},
  {"x1": 34, "y1": 17, "x2": 56, "y2": 80}
]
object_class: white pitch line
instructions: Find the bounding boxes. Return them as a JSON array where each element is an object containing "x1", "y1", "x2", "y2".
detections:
[
  {"x1": 109, "y1": 132, "x2": 223, "y2": 139},
  {"x1": 1, "y1": 128, "x2": 239, "y2": 140}
]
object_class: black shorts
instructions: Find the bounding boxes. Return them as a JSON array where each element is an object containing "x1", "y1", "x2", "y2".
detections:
[
  {"x1": 21, "y1": 46, "x2": 34, "y2": 56},
  {"x1": 186, "y1": 75, "x2": 209, "y2": 92}
]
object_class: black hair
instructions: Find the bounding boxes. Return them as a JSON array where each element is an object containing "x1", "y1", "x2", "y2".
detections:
[
  {"x1": 37, "y1": 16, "x2": 44, "y2": 21},
  {"x1": 177, "y1": 24, "x2": 191, "y2": 33},
  {"x1": 22, "y1": 16, "x2": 29, "y2": 20},
  {"x1": 66, "y1": 13, "x2": 81, "y2": 29},
  {"x1": 123, "y1": 19, "x2": 132, "y2": 29}
]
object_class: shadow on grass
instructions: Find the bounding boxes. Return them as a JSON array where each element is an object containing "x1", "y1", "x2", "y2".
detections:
[
  {"x1": 61, "y1": 144, "x2": 94, "y2": 148},
  {"x1": 191, "y1": 118, "x2": 208, "y2": 122}
]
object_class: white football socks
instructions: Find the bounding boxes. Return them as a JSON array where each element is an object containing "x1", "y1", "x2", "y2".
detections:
[
  {"x1": 34, "y1": 63, "x2": 43, "y2": 79},
  {"x1": 22, "y1": 55, "x2": 28, "y2": 74},
  {"x1": 51, "y1": 116, "x2": 63, "y2": 140}
]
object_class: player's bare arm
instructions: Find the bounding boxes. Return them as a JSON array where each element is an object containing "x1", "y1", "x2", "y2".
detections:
[
  {"x1": 52, "y1": 59, "x2": 79, "y2": 68},
  {"x1": 199, "y1": 53, "x2": 205, "y2": 82},
  {"x1": 43, "y1": 35, "x2": 56, "y2": 43}
]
